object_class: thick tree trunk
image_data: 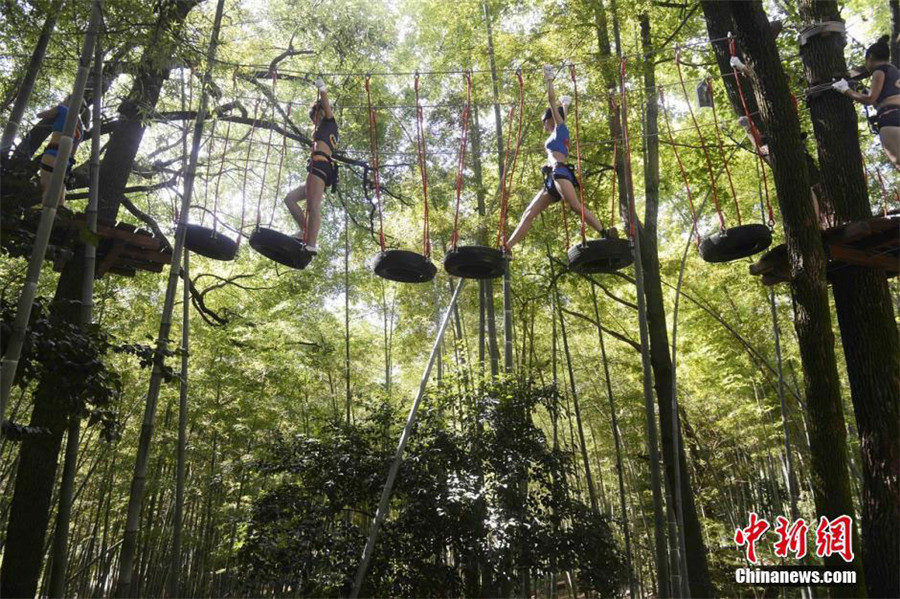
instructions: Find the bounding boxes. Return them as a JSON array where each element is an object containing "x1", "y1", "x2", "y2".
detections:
[
  {"x1": 727, "y1": 3, "x2": 866, "y2": 596},
  {"x1": 796, "y1": 3, "x2": 900, "y2": 596},
  {"x1": 0, "y1": 2, "x2": 199, "y2": 596},
  {"x1": 639, "y1": 15, "x2": 714, "y2": 598}
]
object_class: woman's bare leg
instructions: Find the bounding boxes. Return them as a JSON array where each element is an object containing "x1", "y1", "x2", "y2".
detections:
[
  {"x1": 879, "y1": 126, "x2": 900, "y2": 170},
  {"x1": 555, "y1": 178, "x2": 606, "y2": 236},
  {"x1": 304, "y1": 173, "x2": 325, "y2": 246},
  {"x1": 282, "y1": 183, "x2": 307, "y2": 232},
  {"x1": 507, "y1": 189, "x2": 553, "y2": 249}
]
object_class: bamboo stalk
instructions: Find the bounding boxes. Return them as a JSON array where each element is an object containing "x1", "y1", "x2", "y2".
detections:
[
  {"x1": 114, "y1": 0, "x2": 226, "y2": 594},
  {"x1": 0, "y1": 0, "x2": 103, "y2": 429}
]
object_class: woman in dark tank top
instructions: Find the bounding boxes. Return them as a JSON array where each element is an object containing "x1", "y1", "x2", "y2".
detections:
[
  {"x1": 834, "y1": 35, "x2": 900, "y2": 169},
  {"x1": 282, "y1": 77, "x2": 339, "y2": 255}
]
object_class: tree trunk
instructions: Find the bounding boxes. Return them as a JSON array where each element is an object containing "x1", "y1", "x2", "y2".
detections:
[
  {"x1": 727, "y1": 3, "x2": 866, "y2": 595},
  {"x1": 639, "y1": 15, "x2": 712, "y2": 597},
  {"x1": 796, "y1": 3, "x2": 900, "y2": 595}
]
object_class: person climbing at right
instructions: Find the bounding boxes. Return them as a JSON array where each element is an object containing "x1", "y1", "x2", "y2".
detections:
[
  {"x1": 283, "y1": 77, "x2": 339, "y2": 255},
  {"x1": 505, "y1": 65, "x2": 614, "y2": 255},
  {"x1": 35, "y1": 95, "x2": 88, "y2": 208},
  {"x1": 833, "y1": 35, "x2": 900, "y2": 169}
]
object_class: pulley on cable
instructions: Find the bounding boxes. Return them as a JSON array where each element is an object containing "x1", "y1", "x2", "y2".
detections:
[
  {"x1": 443, "y1": 71, "x2": 517, "y2": 280},
  {"x1": 565, "y1": 63, "x2": 633, "y2": 275},
  {"x1": 370, "y1": 73, "x2": 437, "y2": 283}
]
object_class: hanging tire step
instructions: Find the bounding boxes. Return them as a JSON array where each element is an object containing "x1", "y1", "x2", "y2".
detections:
[
  {"x1": 373, "y1": 249, "x2": 437, "y2": 283},
  {"x1": 566, "y1": 238, "x2": 634, "y2": 274},
  {"x1": 699, "y1": 224, "x2": 772, "y2": 263},
  {"x1": 184, "y1": 224, "x2": 239, "y2": 261},
  {"x1": 443, "y1": 245, "x2": 508, "y2": 280},
  {"x1": 249, "y1": 227, "x2": 314, "y2": 270}
]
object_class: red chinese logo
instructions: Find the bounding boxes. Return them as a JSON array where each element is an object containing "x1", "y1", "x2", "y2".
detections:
[
  {"x1": 734, "y1": 512, "x2": 770, "y2": 564},
  {"x1": 773, "y1": 516, "x2": 808, "y2": 559},
  {"x1": 815, "y1": 515, "x2": 854, "y2": 563}
]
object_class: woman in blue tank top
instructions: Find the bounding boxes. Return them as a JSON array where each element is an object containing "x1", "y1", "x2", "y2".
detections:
[
  {"x1": 35, "y1": 95, "x2": 86, "y2": 207},
  {"x1": 834, "y1": 35, "x2": 900, "y2": 169},
  {"x1": 505, "y1": 65, "x2": 612, "y2": 255}
]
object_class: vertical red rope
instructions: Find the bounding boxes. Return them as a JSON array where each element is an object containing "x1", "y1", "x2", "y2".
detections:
[
  {"x1": 620, "y1": 59, "x2": 638, "y2": 240},
  {"x1": 497, "y1": 71, "x2": 525, "y2": 249},
  {"x1": 608, "y1": 92, "x2": 619, "y2": 227},
  {"x1": 414, "y1": 73, "x2": 431, "y2": 257},
  {"x1": 365, "y1": 75, "x2": 386, "y2": 251},
  {"x1": 706, "y1": 77, "x2": 742, "y2": 226},
  {"x1": 729, "y1": 36, "x2": 775, "y2": 226},
  {"x1": 569, "y1": 64, "x2": 590, "y2": 244},
  {"x1": 660, "y1": 89, "x2": 700, "y2": 246},
  {"x1": 675, "y1": 49, "x2": 726, "y2": 230},
  {"x1": 451, "y1": 72, "x2": 472, "y2": 250}
]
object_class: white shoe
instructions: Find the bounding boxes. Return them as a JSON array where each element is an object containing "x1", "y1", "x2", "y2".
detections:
[{"x1": 304, "y1": 244, "x2": 319, "y2": 254}]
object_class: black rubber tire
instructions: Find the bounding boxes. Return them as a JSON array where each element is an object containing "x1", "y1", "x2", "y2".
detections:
[
  {"x1": 373, "y1": 249, "x2": 437, "y2": 283},
  {"x1": 566, "y1": 238, "x2": 634, "y2": 274},
  {"x1": 699, "y1": 224, "x2": 772, "y2": 263},
  {"x1": 184, "y1": 224, "x2": 239, "y2": 261},
  {"x1": 248, "y1": 227, "x2": 314, "y2": 270},
  {"x1": 443, "y1": 245, "x2": 508, "y2": 279}
]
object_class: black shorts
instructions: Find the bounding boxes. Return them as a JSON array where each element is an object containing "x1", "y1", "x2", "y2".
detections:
[
  {"x1": 877, "y1": 108, "x2": 900, "y2": 130},
  {"x1": 307, "y1": 154, "x2": 339, "y2": 189},
  {"x1": 542, "y1": 164, "x2": 579, "y2": 202}
]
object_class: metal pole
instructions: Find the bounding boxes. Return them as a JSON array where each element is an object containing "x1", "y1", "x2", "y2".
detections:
[
  {"x1": 0, "y1": 0, "x2": 103, "y2": 431},
  {"x1": 350, "y1": 278, "x2": 465, "y2": 598}
]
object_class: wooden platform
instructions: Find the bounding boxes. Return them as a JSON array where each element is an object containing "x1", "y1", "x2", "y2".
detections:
[
  {"x1": 0, "y1": 205, "x2": 172, "y2": 279},
  {"x1": 53, "y1": 216, "x2": 172, "y2": 278},
  {"x1": 750, "y1": 215, "x2": 899, "y2": 285}
]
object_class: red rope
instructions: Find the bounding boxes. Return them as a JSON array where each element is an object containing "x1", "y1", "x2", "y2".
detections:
[
  {"x1": 706, "y1": 77, "x2": 742, "y2": 226},
  {"x1": 569, "y1": 64, "x2": 590, "y2": 244},
  {"x1": 414, "y1": 73, "x2": 431, "y2": 257},
  {"x1": 620, "y1": 59, "x2": 638, "y2": 240},
  {"x1": 660, "y1": 88, "x2": 700, "y2": 246},
  {"x1": 365, "y1": 76, "x2": 386, "y2": 251},
  {"x1": 728, "y1": 36, "x2": 775, "y2": 226},
  {"x1": 608, "y1": 92, "x2": 619, "y2": 228},
  {"x1": 675, "y1": 49, "x2": 726, "y2": 230},
  {"x1": 496, "y1": 71, "x2": 525, "y2": 249},
  {"x1": 451, "y1": 72, "x2": 472, "y2": 250}
]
